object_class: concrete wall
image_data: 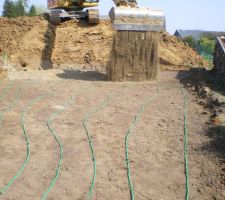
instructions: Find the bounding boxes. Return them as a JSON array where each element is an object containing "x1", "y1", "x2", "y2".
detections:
[{"x1": 213, "y1": 37, "x2": 225, "y2": 83}]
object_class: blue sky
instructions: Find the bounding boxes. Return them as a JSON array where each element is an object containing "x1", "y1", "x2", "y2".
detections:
[{"x1": 0, "y1": 0, "x2": 225, "y2": 34}]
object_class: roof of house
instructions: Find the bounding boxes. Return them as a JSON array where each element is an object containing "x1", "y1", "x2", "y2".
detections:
[{"x1": 174, "y1": 29, "x2": 225, "y2": 40}]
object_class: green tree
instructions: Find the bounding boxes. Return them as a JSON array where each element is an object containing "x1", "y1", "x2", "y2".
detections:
[
  {"x1": 2, "y1": 0, "x2": 27, "y2": 17},
  {"x1": 35, "y1": 5, "x2": 47, "y2": 15},
  {"x1": 15, "y1": 0, "x2": 26, "y2": 16},
  {"x1": 198, "y1": 37, "x2": 216, "y2": 55},
  {"x1": 183, "y1": 36, "x2": 198, "y2": 49},
  {"x1": 28, "y1": 5, "x2": 37, "y2": 16},
  {"x1": 197, "y1": 37, "x2": 216, "y2": 63},
  {"x1": 2, "y1": 0, "x2": 16, "y2": 18}
]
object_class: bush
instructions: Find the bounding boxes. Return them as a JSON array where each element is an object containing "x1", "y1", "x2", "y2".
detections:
[
  {"x1": 28, "y1": 5, "x2": 37, "y2": 16},
  {"x1": 183, "y1": 36, "x2": 216, "y2": 63},
  {"x1": 183, "y1": 36, "x2": 198, "y2": 49},
  {"x1": 198, "y1": 37, "x2": 216, "y2": 56}
]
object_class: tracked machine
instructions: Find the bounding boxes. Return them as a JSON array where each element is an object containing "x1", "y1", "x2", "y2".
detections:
[
  {"x1": 47, "y1": 0, "x2": 166, "y2": 32},
  {"x1": 47, "y1": 0, "x2": 100, "y2": 25},
  {"x1": 48, "y1": 0, "x2": 166, "y2": 81}
]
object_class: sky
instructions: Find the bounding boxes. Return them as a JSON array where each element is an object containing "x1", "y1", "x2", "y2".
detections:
[{"x1": 0, "y1": 0, "x2": 225, "y2": 34}]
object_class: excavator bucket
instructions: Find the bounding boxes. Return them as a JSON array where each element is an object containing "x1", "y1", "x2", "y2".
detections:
[{"x1": 109, "y1": 7, "x2": 166, "y2": 32}]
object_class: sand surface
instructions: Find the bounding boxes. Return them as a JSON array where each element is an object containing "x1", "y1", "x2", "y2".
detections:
[{"x1": 0, "y1": 70, "x2": 224, "y2": 199}]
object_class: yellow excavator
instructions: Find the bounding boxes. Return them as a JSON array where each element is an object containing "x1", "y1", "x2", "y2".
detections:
[{"x1": 47, "y1": 0, "x2": 166, "y2": 32}]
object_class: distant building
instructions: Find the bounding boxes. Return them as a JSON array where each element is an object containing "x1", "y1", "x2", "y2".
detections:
[
  {"x1": 213, "y1": 36, "x2": 225, "y2": 83},
  {"x1": 174, "y1": 29, "x2": 225, "y2": 40}
]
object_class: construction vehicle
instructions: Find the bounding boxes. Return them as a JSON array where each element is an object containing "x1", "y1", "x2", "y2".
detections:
[
  {"x1": 47, "y1": 0, "x2": 100, "y2": 25},
  {"x1": 47, "y1": 0, "x2": 166, "y2": 32},
  {"x1": 47, "y1": 0, "x2": 138, "y2": 25}
]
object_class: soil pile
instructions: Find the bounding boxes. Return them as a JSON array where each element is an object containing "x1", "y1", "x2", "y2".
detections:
[
  {"x1": 0, "y1": 16, "x2": 52, "y2": 69},
  {"x1": 51, "y1": 19, "x2": 112, "y2": 70},
  {"x1": 160, "y1": 33, "x2": 209, "y2": 69},
  {"x1": 0, "y1": 16, "x2": 209, "y2": 70}
]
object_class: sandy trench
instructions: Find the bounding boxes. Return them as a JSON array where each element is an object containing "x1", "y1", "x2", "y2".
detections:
[{"x1": 0, "y1": 71, "x2": 224, "y2": 200}]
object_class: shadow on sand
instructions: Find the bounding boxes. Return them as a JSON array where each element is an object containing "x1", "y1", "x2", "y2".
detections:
[
  {"x1": 202, "y1": 125, "x2": 225, "y2": 158},
  {"x1": 176, "y1": 68, "x2": 225, "y2": 96},
  {"x1": 56, "y1": 69, "x2": 107, "y2": 81},
  {"x1": 176, "y1": 68, "x2": 225, "y2": 159},
  {"x1": 41, "y1": 14, "x2": 56, "y2": 70}
]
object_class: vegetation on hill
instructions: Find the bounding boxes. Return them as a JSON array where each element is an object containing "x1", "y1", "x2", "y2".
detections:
[
  {"x1": 2, "y1": 0, "x2": 37, "y2": 17},
  {"x1": 183, "y1": 36, "x2": 216, "y2": 64}
]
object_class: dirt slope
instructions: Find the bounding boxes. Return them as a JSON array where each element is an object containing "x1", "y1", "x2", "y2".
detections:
[
  {"x1": 52, "y1": 20, "x2": 112, "y2": 70},
  {"x1": 0, "y1": 16, "x2": 51, "y2": 69},
  {"x1": 160, "y1": 33, "x2": 209, "y2": 69},
  {"x1": 0, "y1": 16, "x2": 209, "y2": 70}
]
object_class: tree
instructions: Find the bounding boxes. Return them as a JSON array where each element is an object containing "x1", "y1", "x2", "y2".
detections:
[
  {"x1": 28, "y1": 5, "x2": 37, "y2": 16},
  {"x1": 17, "y1": 0, "x2": 28, "y2": 8},
  {"x1": 2, "y1": 0, "x2": 16, "y2": 18},
  {"x1": 15, "y1": 0, "x2": 26, "y2": 16},
  {"x1": 198, "y1": 37, "x2": 216, "y2": 55},
  {"x1": 2, "y1": 0, "x2": 27, "y2": 17},
  {"x1": 35, "y1": 5, "x2": 47, "y2": 15},
  {"x1": 183, "y1": 36, "x2": 198, "y2": 50}
]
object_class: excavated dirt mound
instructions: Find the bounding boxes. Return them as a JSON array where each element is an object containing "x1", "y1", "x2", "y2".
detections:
[
  {"x1": 0, "y1": 16, "x2": 209, "y2": 71},
  {"x1": 0, "y1": 16, "x2": 52, "y2": 69},
  {"x1": 52, "y1": 19, "x2": 112, "y2": 70},
  {"x1": 159, "y1": 33, "x2": 209, "y2": 69}
]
